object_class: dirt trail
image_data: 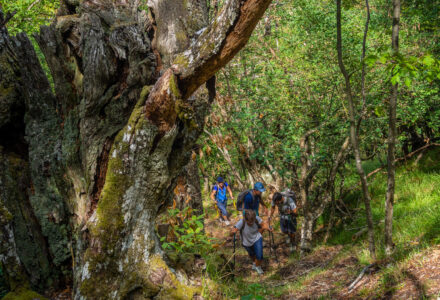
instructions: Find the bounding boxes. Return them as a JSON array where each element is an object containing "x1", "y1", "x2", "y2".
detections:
[{"x1": 204, "y1": 209, "x2": 440, "y2": 299}]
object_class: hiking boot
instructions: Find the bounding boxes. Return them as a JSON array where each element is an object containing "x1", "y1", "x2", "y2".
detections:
[
  {"x1": 255, "y1": 266, "x2": 264, "y2": 275},
  {"x1": 252, "y1": 263, "x2": 257, "y2": 271},
  {"x1": 285, "y1": 237, "x2": 290, "y2": 244},
  {"x1": 224, "y1": 220, "x2": 230, "y2": 226}
]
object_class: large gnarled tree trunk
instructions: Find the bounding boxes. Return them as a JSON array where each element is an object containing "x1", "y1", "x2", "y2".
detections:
[{"x1": 0, "y1": 0, "x2": 271, "y2": 298}]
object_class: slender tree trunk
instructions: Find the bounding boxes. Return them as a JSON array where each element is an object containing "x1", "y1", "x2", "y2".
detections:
[
  {"x1": 0, "y1": 1, "x2": 272, "y2": 298},
  {"x1": 385, "y1": 0, "x2": 400, "y2": 256},
  {"x1": 360, "y1": 0, "x2": 370, "y2": 119},
  {"x1": 336, "y1": 0, "x2": 376, "y2": 258},
  {"x1": 300, "y1": 214, "x2": 314, "y2": 253},
  {"x1": 198, "y1": 162, "x2": 211, "y2": 195}
]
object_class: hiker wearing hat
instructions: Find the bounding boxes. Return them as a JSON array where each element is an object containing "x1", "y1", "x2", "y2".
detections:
[
  {"x1": 210, "y1": 176, "x2": 234, "y2": 225},
  {"x1": 242, "y1": 182, "x2": 267, "y2": 217},
  {"x1": 269, "y1": 190, "x2": 297, "y2": 252},
  {"x1": 231, "y1": 209, "x2": 272, "y2": 275}
]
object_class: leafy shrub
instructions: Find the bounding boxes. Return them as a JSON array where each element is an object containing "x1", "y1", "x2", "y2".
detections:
[{"x1": 159, "y1": 207, "x2": 215, "y2": 256}]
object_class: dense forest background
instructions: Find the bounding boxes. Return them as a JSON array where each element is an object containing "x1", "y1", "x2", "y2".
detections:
[
  {"x1": 1, "y1": 0, "x2": 440, "y2": 299},
  {"x1": 201, "y1": 0, "x2": 440, "y2": 197}
]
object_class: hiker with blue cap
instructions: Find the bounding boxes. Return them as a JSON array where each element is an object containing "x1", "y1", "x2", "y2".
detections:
[
  {"x1": 210, "y1": 176, "x2": 234, "y2": 225},
  {"x1": 242, "y1": 182, "x2": 267, "y2": 217}
]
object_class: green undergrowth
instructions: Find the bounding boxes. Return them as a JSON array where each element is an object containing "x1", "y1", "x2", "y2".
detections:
[{"x1": 329, "y1": 147, "x2": 440, "y2": 256}]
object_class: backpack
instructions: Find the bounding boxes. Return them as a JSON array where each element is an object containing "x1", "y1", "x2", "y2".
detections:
[
  {"x1": 236, "y1": 189, "x2": 253, "y2": 211},
  {"x1": 281, "y1": 189, "x2": 296, "y2": 200}
]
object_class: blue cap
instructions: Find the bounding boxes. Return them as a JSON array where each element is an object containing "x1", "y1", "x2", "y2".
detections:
[
  {"x1": 253, "y1": 182, "x2": 266, "y2": 192},
  {"x1": 217, "y1": 176, "x2": 224, "y2": 183}
]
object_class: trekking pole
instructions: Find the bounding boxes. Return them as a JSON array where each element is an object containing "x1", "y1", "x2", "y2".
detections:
[
  {"x1": 267, "y1": 218, "x2": 274, "y2": 258},
  {"x1": 233, "y1": 232, "x2": 236, "y2": 273}
]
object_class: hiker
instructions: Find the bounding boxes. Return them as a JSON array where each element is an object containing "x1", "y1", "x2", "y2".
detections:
[
  {"x1": 231, "y1": 209, "x2": 272, "y2": 275},
  {"x1": 269, "y1": 190, "x2": 297, "y2": 252},
  {"x1": 242, "y1": 182, "x2": 267, "y2": 216},
  {"x1": 210, "y1": 177, "x2": 234, "y2": 225}
]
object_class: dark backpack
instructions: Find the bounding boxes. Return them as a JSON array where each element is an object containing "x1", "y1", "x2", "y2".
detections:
[{"x1": 236, "y1": 189, "x2": 253, "y2": 211}]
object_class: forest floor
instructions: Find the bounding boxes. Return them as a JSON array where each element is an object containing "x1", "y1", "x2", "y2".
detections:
[{"x1": 204, "y1": 210, "x2": 440, "y2": 299}]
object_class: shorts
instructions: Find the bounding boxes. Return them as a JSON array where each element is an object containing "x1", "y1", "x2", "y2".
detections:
[
  {"x1": 216, "y1": 201, "x2": 228, "y2": 217},
  {"x1": 280, "y1": 216, "x2": 296, "y2": 234},
  {"x1": 243, "y1": 237, "x2": 263, "y2": 260}
]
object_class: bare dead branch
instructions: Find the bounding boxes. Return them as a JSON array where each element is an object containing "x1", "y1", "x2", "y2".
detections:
[{"x1": 348, "y1": 263, "x2": 377, "y2": 292}]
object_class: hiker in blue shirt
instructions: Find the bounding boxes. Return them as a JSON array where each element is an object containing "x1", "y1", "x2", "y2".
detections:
[
  {"x1": 210, "y1": 177, "x2": 234, "y2": 225},
  {"x1": 243, "y1": 182, "x2": 267, "y2": 217}
]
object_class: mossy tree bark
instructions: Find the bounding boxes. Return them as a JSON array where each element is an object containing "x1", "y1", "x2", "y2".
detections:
[{"x1": 0, "y1": 0, "x2": 271, "y2": 299}]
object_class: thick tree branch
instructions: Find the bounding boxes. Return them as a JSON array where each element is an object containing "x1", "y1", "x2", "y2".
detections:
[
  {"x1": 176, "y1": 0, "x2": 272, "y2": 99},
  {"x1": 144, "y1": 0, "x2": 272, "y2": 134}
]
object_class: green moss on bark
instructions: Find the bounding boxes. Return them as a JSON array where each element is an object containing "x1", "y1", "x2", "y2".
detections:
[
  {"x1": 89, "y1": 87, "x2": 153, "y2": 249},
  {"x1": 2, "y1": 287, "x2": 48, "y2": 300},
  {"x1": 173, "y1": 55, "x2": 190, "y2": 68},
  {"x1": 175, "y1": 100, "x2": 198, "y2": 130},
  {"x1": 148, "y1": 255, "x2": 200, "y2": 300},
  {"x1": 80, "y1": 87, "x2": 153, "y2": 297},
  {"x1": 169, "y1": 74, "x2": 182, "y2": 98}
]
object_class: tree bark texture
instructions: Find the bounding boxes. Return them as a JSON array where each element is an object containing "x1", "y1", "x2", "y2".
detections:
[
  {"x1": 385, "y1": 0, "x2": 400, "y2": 256},
  {"x1": 336, "y1": 0, "x2": 375, "y2": 258},
  {"x1": 0, "y1": 0, "x2": 271, "y2": 299}
]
